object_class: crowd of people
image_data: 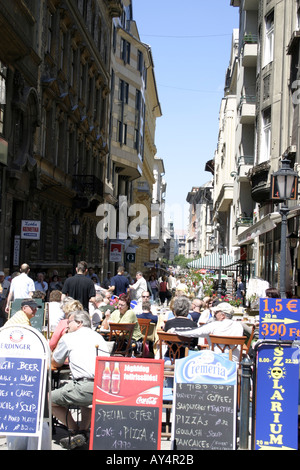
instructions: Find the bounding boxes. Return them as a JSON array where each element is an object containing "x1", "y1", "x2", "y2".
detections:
[{"x1": 0, "y1": 260, "x2": 260, "y2": 450}]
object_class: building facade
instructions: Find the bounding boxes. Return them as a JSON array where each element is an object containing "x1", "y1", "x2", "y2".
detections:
[{"x1": 0, "y1": 0, "x2": 165, "y2": 282}]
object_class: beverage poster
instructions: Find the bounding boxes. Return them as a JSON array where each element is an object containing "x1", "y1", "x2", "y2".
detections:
[{"x1": 89, "y1": 357, "x2": 164, "y2": 450}]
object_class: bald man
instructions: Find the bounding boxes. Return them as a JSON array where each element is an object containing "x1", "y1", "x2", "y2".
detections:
[{"x1": 5, "y1": 264, "x2": 35, "y2": 313}]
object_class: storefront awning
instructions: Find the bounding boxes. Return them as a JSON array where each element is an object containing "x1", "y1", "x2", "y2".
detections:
[
  {"x1": 188, "y1": 253, "x2": 235, "y2": 269},
  {"x1": 237, "y1": 212, "x2": 279, "y2": 246}
]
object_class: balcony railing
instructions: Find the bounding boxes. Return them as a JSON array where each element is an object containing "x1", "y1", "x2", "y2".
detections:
[
  {"x1": 238, "y1": 155, "x2": 254, "y2": 166},
  {"x1": 236, "y1": 216, "x2": 253, "y2": 227}
]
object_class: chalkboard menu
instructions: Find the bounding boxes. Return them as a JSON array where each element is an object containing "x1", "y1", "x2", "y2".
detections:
[
  {"x1": 92, "y1": 404, "x2": 159, "y2": 450},
  {"x1": 90, "y1": 357, "x2": 164, "y2": 450},
  {"x1": 174, "y1": 383, "x2": 235, "y2": 450},
  {"x1": 0, "y1": 357, "x2": 42, "y2": 434},
  {"x1": 0, "y1": 325, "x2": 49, "y2": 442},
  {"x1": 172, "y1": 350, "x2": 237, "y2": 450}
]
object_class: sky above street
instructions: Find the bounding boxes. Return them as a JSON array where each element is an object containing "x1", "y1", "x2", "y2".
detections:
[{"x1": 132, "y1": 1, "x2": 239, "y2": 232}]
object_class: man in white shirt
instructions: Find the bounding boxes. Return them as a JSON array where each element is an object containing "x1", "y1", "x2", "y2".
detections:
[
  {"x1": 129, "y1": 271, "x2": 147, "y2": 301},
  {"x1": 51, "y1": 309, "x2": 110, "y2": 449},
  {"x1": 172, "y1": 302, "x2": 244, "y2": 361},
  {"x1": 5, "y1": 264, "x2": 35, "y2": 313}
]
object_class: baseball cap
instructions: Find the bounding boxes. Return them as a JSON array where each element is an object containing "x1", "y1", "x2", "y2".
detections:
[
  {"x1": 0, "y1": 271, "x2": 4, "y2": 276},
  {"x1": 210, "y1": 302, "x2": 234, "y2": 315},
  {"x1": 21, "y1": 299, "x2": 41, "y2": 309}
]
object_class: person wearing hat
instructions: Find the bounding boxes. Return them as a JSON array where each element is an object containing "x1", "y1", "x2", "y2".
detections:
[
  {"x1": 4, "y1": 299, "x2": 41, "y2": 327},
  {"x1": 171, "y1": 302, "x2": 244, "y2": 361}
]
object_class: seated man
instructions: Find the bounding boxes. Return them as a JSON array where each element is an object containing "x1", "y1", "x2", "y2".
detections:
[
  {"x1": 51, "y1": 310, "x2": 110, "y2": 449},
  {"x1": 189, "y1": 298, "x2": 203, "y2": 323},
  {"x1": 172, "y1": 302, "x2": 244, "y2": 362},
  {"x1": 4, "y1": 298, "x2": 41, "y2": 327},
  {"x1": 136, "y1": 300, "x2": 158, "y2": 324}
]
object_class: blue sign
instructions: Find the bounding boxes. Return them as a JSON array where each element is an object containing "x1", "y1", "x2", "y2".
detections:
[
  {"x1": 0, "y1": 357, "x2": 42, "y2": 434},
  {"x1": 259, "y1": 298, "x2": 300, "y2": 341},
  {"x1": 255, "y1": 343, "x2": 300, "y2": 450},
  {"x1": 175, "y1": 350, "x2": 237, "y2": 386}
]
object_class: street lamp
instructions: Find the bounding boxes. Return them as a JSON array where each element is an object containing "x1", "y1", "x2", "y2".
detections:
[
  {"x1": 71, "y1": 216, "x2": 81, "y2": 274},
  {"x1": 71, "y1": 216, "x2": 81, "y2": 237},
  {"x1": 271, "y1": 157, "x2": 298, "y2": 298}
]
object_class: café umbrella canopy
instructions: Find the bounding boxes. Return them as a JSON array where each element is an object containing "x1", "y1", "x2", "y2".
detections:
[{"x1": 188, "y1": 253, "x2": 235, "y2": 269}]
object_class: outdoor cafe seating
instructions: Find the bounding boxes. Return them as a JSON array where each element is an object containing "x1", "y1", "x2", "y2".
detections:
[
  {"x1": 157, "y1": 331, "x2": 194, "y2": 438},
  {"x1": 209, "y1": 334, "x2": 248, "y2": 407}
]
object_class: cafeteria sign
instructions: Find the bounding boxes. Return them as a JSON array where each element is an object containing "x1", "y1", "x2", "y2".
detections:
[
  {"x1": 259, "y1": 298, "x2": 300, "y2": 341},
  {"x1": 21, "y1": 220, "x2": 41, "y2": 240}
]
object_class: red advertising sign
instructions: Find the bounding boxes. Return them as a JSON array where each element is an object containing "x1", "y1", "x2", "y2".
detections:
[{"x1": 89, "y1": 357, "x2": 164, "y2": 450}]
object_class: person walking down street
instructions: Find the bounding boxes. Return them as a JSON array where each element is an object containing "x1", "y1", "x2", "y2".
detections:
[
  {"x1": 51, "y1": 310, "x2": 110, "y2": 449},
  {"x1": 5, "y1": 264, "x2": 35, "y2": 314},
  {"x1": 158, "y1": 276, "x2": 169, "y2": 304},
  {"x1": 108, "y1": 265, "x2": 129, "y2": 297},
  {"x1": 149, "y1": 275, "x2": 159, "y2": 301},
  {"x1": 129, "y1": 271, "x2": 147, "y2": 301},
  {"x1": 61, "y1": 261, "x2": 96, "y2": 312},
  {"x1": 236, "y1": 276, "x2": 245, "y2": 304}
]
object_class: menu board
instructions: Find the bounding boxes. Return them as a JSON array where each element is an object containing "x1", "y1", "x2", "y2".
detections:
[
  {"x1": 0, "y1": 357, "x2": 42, "y2": 434},
  {"x1": 90, "y1": 357, "x2": 164, "y2": 450},
  {"x1": 0, "y1": 326, "x2": 49, "y2": 440},
  {"x1": 174, "y1": 383, "x2": 235, "y2": 450},
  {"x1": 172, "y1": 350, "x2": 237, "y2": 450}
]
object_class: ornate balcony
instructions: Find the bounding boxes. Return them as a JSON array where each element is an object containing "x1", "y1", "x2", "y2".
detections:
[
  {"x1": 72, "y1": 175, "x2": 103, "y2": 212},
  {"x1": 249, "y1": 161, "x2": 270, "y2": 203}
]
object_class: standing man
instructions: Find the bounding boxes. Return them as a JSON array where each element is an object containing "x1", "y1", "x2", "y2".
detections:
[
  {"x1": 5, "y1": 264, "x2": 35, "y2": 313},
  {"x1": 108, "y1": 265, "x2": 129, "y2": 297},
  {"x1": 129, "y1": 271, "x2": 147, "y2": 301},
  {"x1": 61, "y1": 261, "x2": 96, "y2": 312}
]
